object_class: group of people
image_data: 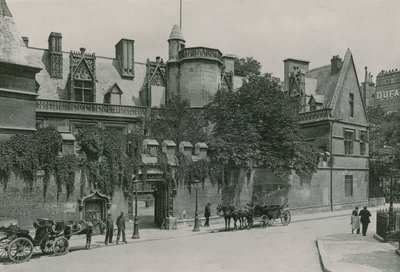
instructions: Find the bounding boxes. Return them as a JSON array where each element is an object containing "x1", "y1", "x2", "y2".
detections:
[
  {"x1": 351, "y1": 206, "x2": 371, "y2": 236},
  {"x1": 104, "y1": 211, "x2": 127, "y2": 245}
]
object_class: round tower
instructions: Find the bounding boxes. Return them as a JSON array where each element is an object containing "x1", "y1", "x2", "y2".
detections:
[{"x1": 168, "y1": 24, "x2": 185, "y2": 61}]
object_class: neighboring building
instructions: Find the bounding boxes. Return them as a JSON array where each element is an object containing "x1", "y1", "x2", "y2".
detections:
[
  {"x1": 375, "y1": 68, "x2": 400, "y2": 112},
  {"x1": 281, "y1": 50, "x2": 370, "y2": 212}
]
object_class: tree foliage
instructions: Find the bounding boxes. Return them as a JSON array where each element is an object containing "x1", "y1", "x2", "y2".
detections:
[
  {"x1": 206, "y1": 75, "x2": 319, "y2": 182},
  {"x1": 368, "y1": 106, "x2": 400, "y2": 199},
  {"x1": 234, "y1": 57, "x2": 262, "y2": 77},
  {"x1": 148, "y1": 95, "x2": 208, "y2": 145}
]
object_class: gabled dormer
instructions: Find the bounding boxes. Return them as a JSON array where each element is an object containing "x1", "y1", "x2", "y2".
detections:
[
  {"x1": 104, "y1": 83, "x2": 123, "y2": 105},
  {"x1": 69, "y1": 47, "x2": 96, "y2": 102}
]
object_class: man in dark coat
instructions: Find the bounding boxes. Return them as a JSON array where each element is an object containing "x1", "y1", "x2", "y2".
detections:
[
  {"x1": 105, "y1": 213, "x2": 114, "y2": 245},
  {"x1": 359, "y1": 206, "x2": 372, "y2": 236},
  {"x1": 204, "y1": 203, "x2": 211, "y2": 227},
  {"x1": 116, "y1": 211, "x2": 127, "y2": 244}
]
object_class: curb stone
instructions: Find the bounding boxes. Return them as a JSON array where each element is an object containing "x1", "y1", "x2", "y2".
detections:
[{"x1": 316, "y1": 239, "x2": 333, "y2": 272}]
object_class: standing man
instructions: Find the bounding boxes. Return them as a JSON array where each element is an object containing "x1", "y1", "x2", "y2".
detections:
[
  {"x1": 105, "y1": 213, "x2": 114, "y2": 245},
  {"x1": 204, "y1": 203, "x2": 211, "y2": 227},
  {"x1": 116, "y1": 211, "x2": 127, "y2": 244},
  {"x1": 359, "y1": 206, "x2": 372, "y2": 236}
]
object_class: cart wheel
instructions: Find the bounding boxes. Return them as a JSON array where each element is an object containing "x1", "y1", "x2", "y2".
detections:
[
  {"x1": 7, "y1": 237, "x2": 34, "y2": 263},
  {"x1": 260, "y1": 215, "x2": 269, "y2": 228},
  {"x1": 53, "y1": 237, "x2": 69, "y2": 256},
  {"x1": 280, "y1": 210, "x2": 291, "y2": 226},
  {"x1": 41, "y1": 240, "x2": 54, "y2": 254},
  {"x1": 0, "y1": 237, "x2": 11, "y2": 259}
]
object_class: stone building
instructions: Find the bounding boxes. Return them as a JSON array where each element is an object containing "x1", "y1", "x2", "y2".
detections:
[
  {"x1": 0, "y1": 0, "x2": 244, "y2": 227},
  {"x1": 282, "y1": 50, "x2": 370, "y2": 212},
  {"x1": 375, "y1": 68, "x2": 400, "y2": 112}
]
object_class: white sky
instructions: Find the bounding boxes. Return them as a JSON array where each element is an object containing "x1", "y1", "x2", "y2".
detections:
[{"x1": 7, "y1": 0, "x2": 400, "y2": 80}]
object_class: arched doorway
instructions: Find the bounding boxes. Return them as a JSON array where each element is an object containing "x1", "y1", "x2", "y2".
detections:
[{"x1": 78, "y1": 191, "x2": 111, "y2": 220}]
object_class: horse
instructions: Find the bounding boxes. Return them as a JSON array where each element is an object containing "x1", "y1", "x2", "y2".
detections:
[
  {"x1": 216, "y1": 203, "x2": 239, "y2": 231},
  {"x1": 57, "y1": 217, "x2": 104, "y2": 249}
]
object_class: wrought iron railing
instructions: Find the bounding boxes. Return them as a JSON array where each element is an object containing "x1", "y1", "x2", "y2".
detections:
[
  {"x1": 178, "y1": 47, "x2": 223, "y2": 62},
  {"x1": 297, "y1": 108, "x2": 332, "y2": 122},
  {"x1": 36, "y1": 99, "x2": 147, "y2": 117},
  {"x1": 376, "y1": 207, "x2": 400, "y2": 242}
]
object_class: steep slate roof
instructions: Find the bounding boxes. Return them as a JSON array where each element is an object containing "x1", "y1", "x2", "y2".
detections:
[
  {"x1": 0, "y1": 0, "x2": 40, "y2": 68},
  {"x1": 304, "y1": 49, "x2": 356, "y2": 110},
  {"x1": 28, "y1": 48, "x2": 147, "y2": 106}
]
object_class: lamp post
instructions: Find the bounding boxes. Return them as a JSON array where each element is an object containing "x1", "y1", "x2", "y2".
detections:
[
  {"x1": 131, "y1": 178, "x2": 140, "y2": 239},
  {"x1": 193, "y1": 179, "x2": 200, "y2": 232}
]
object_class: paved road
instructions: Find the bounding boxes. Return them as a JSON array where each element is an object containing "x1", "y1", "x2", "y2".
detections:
[{"x1": 1, "y1": 212, "x2": 378, "y2": 272}]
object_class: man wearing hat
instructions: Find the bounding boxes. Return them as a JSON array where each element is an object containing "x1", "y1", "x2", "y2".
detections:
[
  {"x1": 116, "y1": 211, "x2": 127, "y2": 244},
  {"x1": 105, "y1": 213, "x2": 114, "y2": 245},
  {"x1": 359, "y1": 206, "x2": 372, "y2": 236},
  {"x1": 204, "y1": 203, "x2": 211, "y2": 227}
]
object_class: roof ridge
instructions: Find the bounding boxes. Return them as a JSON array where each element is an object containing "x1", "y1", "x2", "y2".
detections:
[
  {"x1": 307, "y1": 64, "x2": 331, "y2": 74},
  {"x1": 328, "y1": 50, "x2": 352, "y2": 109}
]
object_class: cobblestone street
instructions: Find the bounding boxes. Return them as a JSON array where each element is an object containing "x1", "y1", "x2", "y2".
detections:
[{"x1": 3, "y1": 208, "x2": 398, "y2": 272}]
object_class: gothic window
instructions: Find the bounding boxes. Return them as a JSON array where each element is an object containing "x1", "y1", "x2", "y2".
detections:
[
  {"x1": 360, "y1": 131, "x2": 367, "y2": 155},
  {"x1": 344, "y1": 129, "x2": 354, "y2": 155},
  {"x1": 74, "y1": 81, "x2": 94, "y2": 102},
  {"x1": 345, "y1": 175, "x2": 353, "y2": 197}
]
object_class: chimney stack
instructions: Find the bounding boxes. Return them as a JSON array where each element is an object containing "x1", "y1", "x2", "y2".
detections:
[
  {"x1": 115, "y1": 39, "x2": 135, "y2": 79},
  {"x1": 48, "y1": 32, "x2": 63, "y2": 79},
  {"x1": 330, "y1": 55, "x2": 342, "y2": 75}
]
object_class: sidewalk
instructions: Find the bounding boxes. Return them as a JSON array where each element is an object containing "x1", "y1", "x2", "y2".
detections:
[
  {"x1": 317, "y1": 233, "x2": 400, "y2": 272},
  {"x1": 66, "y1": 204, "x2": 394, "y2": 251}
]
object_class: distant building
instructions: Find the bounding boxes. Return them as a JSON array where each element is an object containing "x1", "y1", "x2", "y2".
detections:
[
  {"x1": 375, "y1": 68, "x2": 400, "y2": 112},
  {"x1": 360, "y1": 68, "x2": 376, "y2": 108},
  {"x1": 282, "y1": 50, "x2": 370, "y2": 211}
]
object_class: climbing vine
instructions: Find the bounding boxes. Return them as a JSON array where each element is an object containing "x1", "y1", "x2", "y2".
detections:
[{"x1": 54, "y1": 154, "x2": 79, "y2": 200}]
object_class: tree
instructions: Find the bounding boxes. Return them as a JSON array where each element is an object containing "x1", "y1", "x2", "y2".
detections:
[
  {"x1": 368, "y1": 106, "x2": 400, "y2": 202},
  {"x1": 234, "y1": 57, "x2": 262, "y2": 77},
  {"x1": 206, "y1": 75, "x2": 319, "y2": 185},
  {"x1": 148, "y1": 95, "x2": 208, "y2": 145}
]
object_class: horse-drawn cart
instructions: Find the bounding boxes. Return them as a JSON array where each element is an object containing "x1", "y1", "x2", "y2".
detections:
[
  {"x1": 0, "y1": 219, "x2": 69, "y2": 263},
  {"x1": 250, "y1": 204, "x2": 291, "y2": 228}
]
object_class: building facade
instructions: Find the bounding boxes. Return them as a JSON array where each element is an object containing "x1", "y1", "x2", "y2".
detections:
[
  {"x1": 283, "y1": 50, "x2": 370, "y2": 212},
  {"x1": 375, "y1": 69, "x2": 400, "y2": 112},
  {"x1": 0, "y1": 0, "x2": 372, "y2": 227}
]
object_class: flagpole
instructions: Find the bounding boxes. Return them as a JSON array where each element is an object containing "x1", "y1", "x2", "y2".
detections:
[{"x1": 180, "y1": 0, "x2": 182, "y2": 30}]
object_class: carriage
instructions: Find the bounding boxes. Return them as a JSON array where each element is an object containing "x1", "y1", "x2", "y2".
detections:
[
  {"x1": 249, "y1": 203, "x2": 291, "y2": 228},
  {"x1": 0, "y1": 219, "x2": 69, "y2": 263}
]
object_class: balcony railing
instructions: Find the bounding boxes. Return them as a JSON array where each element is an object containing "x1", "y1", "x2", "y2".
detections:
[
  {"x1": 297, "y1": 108, "x2": 332, "y2": 122},
  {"x1": 178, "y1": 47, "x2": 223, "y2": 62},
  {"x1": 36, "y1": 99, "x2": 147, "y2": 118}
]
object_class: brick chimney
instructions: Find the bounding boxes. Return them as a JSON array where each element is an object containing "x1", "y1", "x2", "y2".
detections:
[{"x1": 330, "y1": 55, "x2": 342, "y2": 75}]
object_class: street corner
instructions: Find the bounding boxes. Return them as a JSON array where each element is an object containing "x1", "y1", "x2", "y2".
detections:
[{"x1": 316, "y1": 233, "x2": 400, "y2": 272}]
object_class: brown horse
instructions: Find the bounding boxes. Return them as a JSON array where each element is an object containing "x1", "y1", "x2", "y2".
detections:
[
  {"x1": 216, "y1": 203, "x2": 239, "y2": 231},
  {"x1": 57, "y1": 218, "x2": 104, "y2": 249}
]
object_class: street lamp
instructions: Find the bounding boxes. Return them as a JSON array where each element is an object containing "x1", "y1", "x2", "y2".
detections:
[
  {"x1": 131, "y1": 177, "x2": 140, "y2": 239},
  {"x1": 193, "y1": 180, "x2": 200, "y2": 232}
]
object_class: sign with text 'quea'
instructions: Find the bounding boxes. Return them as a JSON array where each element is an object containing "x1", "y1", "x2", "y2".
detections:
[{"x1": 376, "y1": 89, "x2": 400, "y2": 100}]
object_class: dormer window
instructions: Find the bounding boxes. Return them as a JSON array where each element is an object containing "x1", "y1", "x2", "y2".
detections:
[{"x1": 74, "y1": 81, "x2": 93, "y2": 102}]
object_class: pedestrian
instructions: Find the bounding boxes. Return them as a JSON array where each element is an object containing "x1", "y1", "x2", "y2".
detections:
[
  {"x1": 204, "y1": 203, "x2": 211, "y2": 227},
  {"x1": 350, "y1": 206, "x2": 360, "y2": 234},
  {"x1": 116, "y1": 211, "x2": 127, "y2": 244},
  {"x1": 105, "y1": 213, "x2": 114, "y2": 245},
  {"x1": 358, "y1": 206, "x2": 372, "y2": 236}
]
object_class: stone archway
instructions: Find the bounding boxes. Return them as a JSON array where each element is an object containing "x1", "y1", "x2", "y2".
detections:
[{"x1": 78, "y1": 191, "x2": 111, "y2": 220}]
